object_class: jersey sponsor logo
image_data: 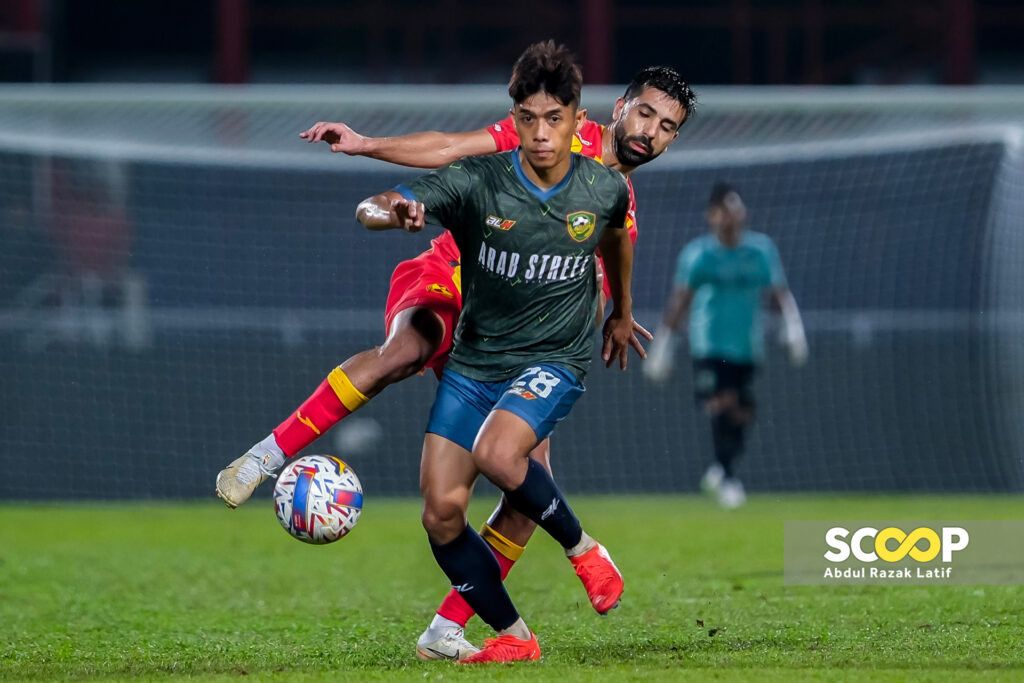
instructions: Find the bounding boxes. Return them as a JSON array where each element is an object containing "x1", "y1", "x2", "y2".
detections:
[
  {"x1": 485, "y1": 214, "x2": 517, "y2": 230},
  {"x1": 426, "y1": 283, "x2": 455, "y2": 298},
  {"x1": 477, "y1": 241, "x2": 592, "y2": 283},
  {"x1": 508, "y1": 385, "x2": 537, "y2": 400},
  {"x1": 566, "y1": 211, "x2": 596, "y2": 242}
]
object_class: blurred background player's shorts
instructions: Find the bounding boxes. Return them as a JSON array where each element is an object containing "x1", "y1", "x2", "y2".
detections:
[{"x1": 692, "y1": 358, "x2": 756, "y2": 407}]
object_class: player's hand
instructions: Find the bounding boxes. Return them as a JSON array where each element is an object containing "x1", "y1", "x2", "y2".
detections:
[
  {"x1": 776, "y1": 320, "x2": 808, "y2": 366},
  {"x1": 390, "y1": 198, "x2": 426, "y2": 232},
  {"x1": 601, "y1": 311, "x2": 647, "y2": 370},
  {"x1": 300, "y1": 121, "x2": 367, "y2": 155},
  {"x1": 643, "y1": 327, "x2": 675, "y2": 383},
  {"x1": 786, "y1": 328, "x2": 809, "y2": 366}
]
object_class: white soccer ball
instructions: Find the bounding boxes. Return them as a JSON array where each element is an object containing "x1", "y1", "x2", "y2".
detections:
[{"x1": 273, "y1": 455, "x2": 363, "y2": 544}]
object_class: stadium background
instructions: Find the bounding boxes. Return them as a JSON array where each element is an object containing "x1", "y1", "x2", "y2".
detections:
[{"x1": 2, "y1": 0, "x2": 1024, "y2": 500}]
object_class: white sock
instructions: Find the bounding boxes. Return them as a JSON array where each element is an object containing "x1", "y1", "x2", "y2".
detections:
[
  {"x1": 428, "y1": 613, "x2": 462, "y2": 637},
  {"x1": 249, "y1": 434, "x2": 286, "y2": 473},
  {"x1": 565, "y1": 531, "x2": 596, "y2": 558},
  {"x1": 497, "y1": 617, "x2": 531, "y2": 641}
]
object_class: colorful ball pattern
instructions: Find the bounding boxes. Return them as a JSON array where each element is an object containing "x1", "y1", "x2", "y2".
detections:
[{"x1": 273, "y1": 455, "x2": 363, "y2": 544}]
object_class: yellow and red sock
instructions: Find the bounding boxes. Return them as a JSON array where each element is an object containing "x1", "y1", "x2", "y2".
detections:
[
  {"x1": 436, "y1": 523, "x2": 524, "y2": 627},
  {"x1": 272, "y1": 366, "x2": 367, "y2": 457}
]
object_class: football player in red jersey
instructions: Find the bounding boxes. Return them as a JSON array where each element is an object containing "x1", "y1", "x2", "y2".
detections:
[{"x1": 216, "y1": 65, "x2": 696, "y2": 659}]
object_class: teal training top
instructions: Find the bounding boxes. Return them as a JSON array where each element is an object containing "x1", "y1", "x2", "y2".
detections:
[{"x1": 674, "y1": 231, "x2": 787, "y2": 363}]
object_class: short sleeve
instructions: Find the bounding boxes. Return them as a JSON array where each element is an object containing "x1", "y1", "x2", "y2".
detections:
[
  {"x1": 397, "y1": 160, "x2": 476, "y2": 238},
  {"x1": 674, "y1": 240, "x2": 702, "y2": 289},
  {"x1": 763, "y1": 238, "x2": 787, "y2": 288},
  {"x1": 486, "y1": 115, "x2": 520, "y2": 152}
]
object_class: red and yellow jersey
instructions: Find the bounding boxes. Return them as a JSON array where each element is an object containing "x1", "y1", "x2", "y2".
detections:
[{"x1": 425, "y1": 231, "x2": 462, "y2": 271}]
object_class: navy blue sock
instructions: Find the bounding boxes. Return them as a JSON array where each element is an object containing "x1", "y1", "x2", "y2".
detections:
[
  {"x1": 503, "y1": 458, "x2": 583, "y2": 549},
  {"x1": 711, "y1": 413, "x2": 745, "y2": 478},
  {"x1": 429, "y1": 525, "x2": 519, "y2": 631}
]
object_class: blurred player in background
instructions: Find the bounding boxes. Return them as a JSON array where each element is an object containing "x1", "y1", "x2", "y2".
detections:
[
  {"x1": 217, "y1": 61, "x2": 695, "y2": 659},
  {"x1": 355, "y1": 40, "x2": 644, "y2": 663},
  {"x1": 644, "y1": 182, "x2": 807, "y2": 508}
]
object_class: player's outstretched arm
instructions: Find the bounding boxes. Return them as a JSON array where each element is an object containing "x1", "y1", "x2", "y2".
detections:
[
  {"x1": 597, "y1": 225, "x2": 647, "y2": 370},
  {"x1": 643, "y1": 288, "x2": 693, "y2": 383},
  {"x1": 355, "y1": 190, "x2": 426, "y2": 232},
  {"x1": 772, "y1": 287, "x2": 808, "y2": 366},
  {"x1": 301, "y1": 122, "x2": 499, "y2": 169}
]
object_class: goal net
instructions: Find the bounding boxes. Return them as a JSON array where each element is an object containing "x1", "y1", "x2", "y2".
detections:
[{"x1": 2, "y1": 85, "x2": 1022, "y2": 499}]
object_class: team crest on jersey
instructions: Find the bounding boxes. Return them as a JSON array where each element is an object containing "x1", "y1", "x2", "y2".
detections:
[
  {"x1": 566, "y1": 211, "x2": 596, "y2": 242},
  {"x1": 485, "y1": 215, "x2": 517, "y2": 231},
  {"x1": 426, "y1": 283, "x2": 454, "y2": 298}
]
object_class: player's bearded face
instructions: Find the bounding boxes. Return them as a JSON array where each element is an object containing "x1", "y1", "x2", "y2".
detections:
[
  {"x1": 612, "y1": 122, "x2": 656, "y2": 167},
  {"x1": 612, "y1": 89, "x2": 686, "y2": 168}
]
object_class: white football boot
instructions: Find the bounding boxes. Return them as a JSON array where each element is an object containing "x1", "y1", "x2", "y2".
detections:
[
  {"x1": 416, "y1": 620, "x2": 480, "y2": 661},
  {"x1": 700, "y1": 463, "x2": 725, "y2": 494},
  {"x1": 215, "y1": 452, "x2": 276, "y2": 508},
  {"x1": 717, "y1": 477, "x2": 747, "y2": 509}
]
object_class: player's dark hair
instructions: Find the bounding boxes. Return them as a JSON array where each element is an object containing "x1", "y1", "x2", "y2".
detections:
[
  {"x1": 508, "y1": 40, "x2": 582, "y2": 108},
  {"x1": 623, "y1": 66, "x2": 697, "y2": 123},
  {"x1": 709, "y1": 181, "x2": 740, "y2": 207}
]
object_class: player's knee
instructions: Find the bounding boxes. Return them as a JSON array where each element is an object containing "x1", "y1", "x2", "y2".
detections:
[
  {"x1": 733, "y1": 406, "x2": 755, "y2": 426},
  {"x1": 715, "y1": 390, "x2": 739, "y2": 411},
  {"x1": 421, "y1": 496, "x2": 467, "y2": 540},
  {"x1": 376, "y1": 337, "x2": 434, "y2": 380},
  {"x1": 379, "y1": 309, "x2": 444, "y2": 378},
  {"x1": 376, "y1": 345, "x2": 425, "y2": 378}
]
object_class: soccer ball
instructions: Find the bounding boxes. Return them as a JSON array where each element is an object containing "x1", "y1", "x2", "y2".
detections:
[{"x1": 273, "y1": 455, "x2": 363, "y2": 544}]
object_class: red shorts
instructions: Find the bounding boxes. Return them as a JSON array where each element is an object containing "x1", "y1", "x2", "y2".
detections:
[{"x1": 383, "y1": 251, "x2": 462, "y2": 374}]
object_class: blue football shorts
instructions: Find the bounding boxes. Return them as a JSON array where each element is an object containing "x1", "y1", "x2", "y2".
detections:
[{"x1": 425, "y1": 363, "x2": 585, "y2": 451}]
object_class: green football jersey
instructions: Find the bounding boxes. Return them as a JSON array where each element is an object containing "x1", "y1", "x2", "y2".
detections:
[{"x1": 398, "y1": 150, "x2": 629, "y2": 381}]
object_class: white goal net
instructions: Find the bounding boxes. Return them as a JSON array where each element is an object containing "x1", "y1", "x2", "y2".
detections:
[{"x1": 1, "y1": 85, "x2": 1022, "y2": 499}]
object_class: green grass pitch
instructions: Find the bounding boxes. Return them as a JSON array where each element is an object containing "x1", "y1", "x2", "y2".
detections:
[{"x1": 2, "y1": 495, "x2": 1023, "y2": 681}]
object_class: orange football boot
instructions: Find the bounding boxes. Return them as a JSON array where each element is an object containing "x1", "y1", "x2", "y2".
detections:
[
  {"x1": 569, "y1": 543, "x2": 623, "y2": 614},
  {"x1": 459, "y1": 632, "x2": 541, "y2": 664}
]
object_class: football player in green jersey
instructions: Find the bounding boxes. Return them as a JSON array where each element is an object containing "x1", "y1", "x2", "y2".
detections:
[
  {"x1": 299, "y1": 67, "x2": 694, "y2": 661},
  {"x1": 356, "y1": 40, "x2": 645, "y2": 663},
  {"x1": 645, "y1": 182, "x2": 808, "y2": 508}
]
